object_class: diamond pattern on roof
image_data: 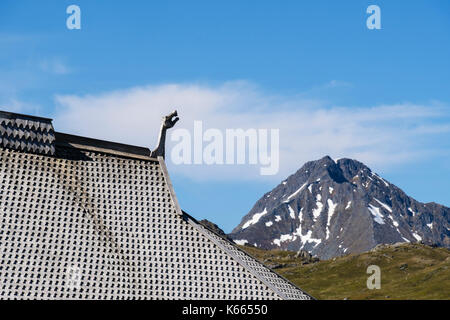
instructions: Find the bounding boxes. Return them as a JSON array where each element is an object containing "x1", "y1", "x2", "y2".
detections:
[
  {"x1": 0, "y1": 112, "x2": 55, "y2": 156},
  {"x1": 0, "y1": 144, "x2": 311, "y2": 299}
]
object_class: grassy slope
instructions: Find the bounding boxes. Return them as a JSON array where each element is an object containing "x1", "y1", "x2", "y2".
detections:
[{"x1": 240, "y1": 243, "x2": 450, "y2": 300}]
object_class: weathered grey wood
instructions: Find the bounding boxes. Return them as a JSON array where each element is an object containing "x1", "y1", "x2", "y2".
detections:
[
  {"x1": 150, "y1": 110, "x2": 179, "y2": 159},
  {"x1": 0, "y1": 110, "x2": 55, "y2": 155}
]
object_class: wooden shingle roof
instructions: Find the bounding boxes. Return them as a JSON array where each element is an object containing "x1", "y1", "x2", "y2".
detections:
[{"x1": 0, "y1": 110, "x2": 312, "y2": 300}]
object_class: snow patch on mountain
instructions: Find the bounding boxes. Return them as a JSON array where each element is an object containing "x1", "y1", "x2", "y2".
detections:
[
  {"x1": 284, "y1": 182, "x2": 308, "y2": 203},
  {"x1": 374, "y1": 198, "x2": 393, "y2": 213},
  {"x1": 296, "y1": 228, "x2": 322, "y2": 249},
  {"x1": 288, "y1": 205, "x2": 296, "y2": 219},
  {"x1": 312, "y1": 194, "x2": 323, "y2": 220},
  {"x1": 345, "y1": 201, "x2": 352, "y2": 209},
  {"x1": 242, "y1": 208, "x2": 267, "y2": 229},
  {"x1": 273, "y1": 234, "x2": 294, "y2": 246},
  {"x1": 368, "y1": 204, "x2": 385, "y2": 224},
  {"x1": 326, "y1": 199, "x2": 338, "y2": 239},
  {"x1": 412, "y1": 233, "x2": 422, "y2": 241},
  {"x1": 389, "y1": 215, "x2": 400, "y2": 227}
]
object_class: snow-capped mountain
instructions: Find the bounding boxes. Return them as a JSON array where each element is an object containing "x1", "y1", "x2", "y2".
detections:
[{"x1": 230, "y1": 156, "x2": 450, "y2": 259}]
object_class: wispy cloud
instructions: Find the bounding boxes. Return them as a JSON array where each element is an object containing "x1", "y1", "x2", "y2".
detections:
[
  {"x1": 39, "y1": 58, "x2": 71, "y2": 75},
  {"x1": 0, "y1": 98, "x2": 45, "y2": 119},
  {"x1": 53, "y1": 81, "x2": 450, "y2": 181},
  {"x1": 325, "y1": 80, "x2": 353, "y2": 88}
]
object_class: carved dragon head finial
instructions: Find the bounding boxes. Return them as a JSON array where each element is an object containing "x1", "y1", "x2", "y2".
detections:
[
  {"x1": 163, "y1": 110, "x2": 179, "y2": 129},
  {"x1": 150, "y1": 110, "x2": 179, "y2": 159}
]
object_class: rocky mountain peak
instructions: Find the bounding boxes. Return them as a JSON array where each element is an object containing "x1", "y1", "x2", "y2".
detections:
[{"x1": 230, "y1": 156, "x2": 449, "y2": 259}]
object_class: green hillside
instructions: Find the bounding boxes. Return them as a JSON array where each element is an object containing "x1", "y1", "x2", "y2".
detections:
[{"x1": 240, "y1": 243, "x2": 450, "y2": 300}]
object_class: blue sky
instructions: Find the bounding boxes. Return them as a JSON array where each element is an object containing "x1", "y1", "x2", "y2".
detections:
[{"x1": 1, "y1": 0, "x2": 449, "y2": 232}]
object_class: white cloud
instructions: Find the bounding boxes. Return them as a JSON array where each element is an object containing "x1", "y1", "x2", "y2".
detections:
[
  {"x1": 39, "y1": 58, "x2": 71, "y2": 75},
  {"x1": 53, "y1": 81, "x2": 450, "y2": 181},
  {"x1": 0, "y1": 98, "x2": 42, "y2": 116}
]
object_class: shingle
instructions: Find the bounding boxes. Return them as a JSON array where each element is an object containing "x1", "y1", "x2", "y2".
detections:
[{"x1": 0, "y1": 111, "x2": 55, "y2": 156}]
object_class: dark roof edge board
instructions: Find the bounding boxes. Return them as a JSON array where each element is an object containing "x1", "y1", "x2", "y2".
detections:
[
  {"x1": 157, "y1": 156, "x2": 314, "y2": 300},
  {"x1": 55, "y1": 132, "x2": 154, "y2": 160},
  {"x1": 158, "y1": 156, "x2": 184, "y2": 216},
  {"x1": 0, "y1": 110, "x2": 53, "y2": 122}
]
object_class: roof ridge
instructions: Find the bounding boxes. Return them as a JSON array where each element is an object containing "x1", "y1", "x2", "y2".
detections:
[{"x1": 55, "y1": 132, "x2": 154, "y2": 160}]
